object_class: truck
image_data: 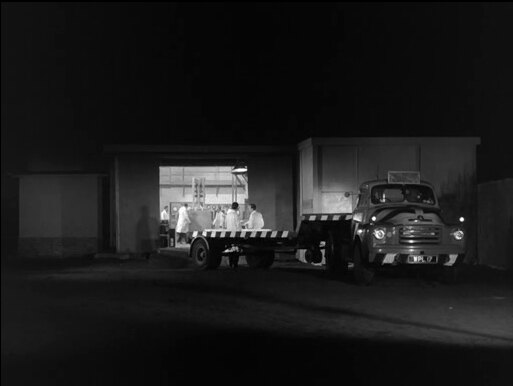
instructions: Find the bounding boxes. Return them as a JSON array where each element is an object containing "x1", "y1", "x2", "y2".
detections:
[
  {"x1": 349, "y1": 171, "x2": 466, "y2": 283},
  {"x1": 188, "y1": 171, "x2": 467, "y2": 284}
]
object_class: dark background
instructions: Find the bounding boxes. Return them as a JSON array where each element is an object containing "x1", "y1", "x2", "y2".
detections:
[{"x1": 2, "y1": 3, "x2": 513, "y2": 179}]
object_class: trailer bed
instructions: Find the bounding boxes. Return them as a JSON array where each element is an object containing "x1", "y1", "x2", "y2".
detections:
[{"x1": 188, "y1": 213, "x2": 353, "y2": 272}]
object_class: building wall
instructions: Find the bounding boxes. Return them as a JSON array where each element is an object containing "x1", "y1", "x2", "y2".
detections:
[
  {"x1": 247, "y1": 155, "x2": 294, "y2": 231},
  {"x1": 478, "y1": 179, "x2": 513, "y2": 269},
  {"x1": 318, "y1": 145, "x2": 358, "y2": 213},
  {"x1": 18, "y1": 175, "x2": 102, "y2": 257},
  {"x1": 115, "y1": 155, "x2": 160, "y2": 254},
  {"x1": 299, "y1": 140, "x2": 422, "y2": 215},
  {"x1": 358, "y1": 145, "x2": 419, "y2": 181},
  {"x1": 300, "y1": 145, "x2": 314, "y2": 214}
]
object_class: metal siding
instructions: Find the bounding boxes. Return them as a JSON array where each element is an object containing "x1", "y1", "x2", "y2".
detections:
[
  {"x1": 319, "y1": 146, "x2": 358, "y2": 213},
  {"x1": 357, "y1": 145, "x2": 419, "y2": 184}
]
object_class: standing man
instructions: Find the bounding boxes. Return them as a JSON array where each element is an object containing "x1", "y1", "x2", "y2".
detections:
[
  {"x1": 244, "y1": 204, "x2": 264, "y2": 229},
  {"x1": 225, "y1": 202, "x2": 242, "y2": 231},
  {"x1": 160, "y1": 205, "x2": 169, "y2": 222},
  {"x1": 212, "y1": 206, "x2": 226, "y2": 229},
  {"x1": 225, "y1": 202, "x2": 242, "y2": 268},
  {"x1": 176, "y1": 203, "x2": 191, "y2": 245},
  {"x1": 159, "y1": 205, "x2": 170, "y2": 248}
]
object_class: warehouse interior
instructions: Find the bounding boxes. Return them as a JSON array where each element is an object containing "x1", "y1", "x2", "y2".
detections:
[{"x1": 158, "y1": 165, "x2": 250, "y2": 247}]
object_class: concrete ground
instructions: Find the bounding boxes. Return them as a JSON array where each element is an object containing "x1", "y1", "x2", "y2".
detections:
[{"x1": 2, "y1": 251, "x2": 513, "y2": 386}]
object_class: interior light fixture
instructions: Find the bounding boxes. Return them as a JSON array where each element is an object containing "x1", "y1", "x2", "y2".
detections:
[{"x1": 231, "y1": 160, "x2": 247, "y2": 174}]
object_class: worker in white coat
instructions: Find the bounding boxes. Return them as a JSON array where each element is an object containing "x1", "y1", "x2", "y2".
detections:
[
  {"x1": 212, "y1": 206, "x2": 226, "y2": 229},
  {"x1": 225, "y1": 202, "x2": 242, "y2": 268},
  {"x1": 243, "y1": 203, "x2": 264, "y2": 229},
  {"x1": 225, "y1": 202, "x2": 242, "y2": 231},
  {"x1": 176, "y1": 203, "x2": 191, "y2": 245},
  {"x1": 160, "y1": 206, "x2": 170, "y2": 222}
]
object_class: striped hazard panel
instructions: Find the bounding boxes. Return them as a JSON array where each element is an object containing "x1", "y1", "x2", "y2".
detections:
[
  {"x1": 300, "y1": 214, "x2": 353, "y2": 221},
  {"x1": 192, "y1": 230, "x2": 291, "y2": 239}
]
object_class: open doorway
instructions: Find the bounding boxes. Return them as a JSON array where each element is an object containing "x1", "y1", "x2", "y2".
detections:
[{"x1": 158, "y1": 166, "x2": 249, "y2": 248}]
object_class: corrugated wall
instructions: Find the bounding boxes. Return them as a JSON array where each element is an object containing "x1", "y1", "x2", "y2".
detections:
[{"x1": 478, "y1": 179, "x2": 513, "y2": 269}]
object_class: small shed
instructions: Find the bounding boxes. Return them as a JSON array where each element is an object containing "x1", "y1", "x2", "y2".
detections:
[{"x1": 17, "y1": 173, "x2": 107, "y2": 257}]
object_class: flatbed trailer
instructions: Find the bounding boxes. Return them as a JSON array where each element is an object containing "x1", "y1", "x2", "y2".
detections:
[{"x1": 189, "y1": 213, "x2": 353, "y2": 273}]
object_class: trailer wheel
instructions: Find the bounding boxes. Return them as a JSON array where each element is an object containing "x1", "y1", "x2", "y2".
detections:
[
  {"x1": 352, "y1": 241, "x2": 374, "y2": 285},
  {"x1": 246, "y1": 252, "x2": 275, "y2": 269},
  {"x1": 191, "y1": 239, "x2": 221, "y2": 270},
  {"x1": 325, "y1": 232, "x2": 348, "y2": 276}
]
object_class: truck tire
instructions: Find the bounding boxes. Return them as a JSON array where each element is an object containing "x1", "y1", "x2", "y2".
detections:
[
  {"x1": 246, "y1": 251, "x2": 275, "y2": 269},
  {"x1": 325, "y1": 231, "x2": 349, "y2": 276},
  {"x1": 352, "y1": 241, "x2": 374, "y2": 285},
  {"x1": 191, "y1": 238, "x2": 222, "y2": 270}
]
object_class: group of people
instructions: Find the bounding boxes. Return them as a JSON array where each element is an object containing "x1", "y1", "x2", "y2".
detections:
[
  {"x1": 214, "y1": 202, "x2": 264, "y2": 269},
  {"x1": 160, "y1": 202, "x2": 265, "y2": 246},
  {"x1": 212, "y1": 202, "x2": 264, "y2": 231}
]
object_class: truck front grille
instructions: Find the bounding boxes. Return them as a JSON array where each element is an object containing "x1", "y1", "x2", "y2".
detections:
[{"x1": 399, "y1": 225, "x2": 441, "y2": 244}]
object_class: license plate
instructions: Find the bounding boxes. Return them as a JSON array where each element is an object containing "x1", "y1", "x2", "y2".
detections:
[{"x1": 408, "y1": 255, "x2": 437, "y2": 263}]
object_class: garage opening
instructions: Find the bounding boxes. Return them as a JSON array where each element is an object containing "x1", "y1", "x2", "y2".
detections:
[{"x1": 158, "y1": 166, "x2": 249, "y2": 247}]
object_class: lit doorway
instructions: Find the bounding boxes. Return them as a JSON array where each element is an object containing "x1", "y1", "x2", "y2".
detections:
[{"x1": 158, "y1": 166, "x2": 249, "y2": 247}]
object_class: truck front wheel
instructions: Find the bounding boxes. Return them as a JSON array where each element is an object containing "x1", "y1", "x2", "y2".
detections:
[
  {"x1": 352, "y1": 241, "x2": 374, "y2": 285},
  {"x1": 191, "y1": 239, "x2": 222, "y2": 270},
  {"x1": 325, "y1": 231, "x2": 349, "y2": 276}
]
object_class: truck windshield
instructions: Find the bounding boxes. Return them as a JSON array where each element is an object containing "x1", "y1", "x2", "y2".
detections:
[{"x1": 370, "y1": 184, "x2": 436, "y2": 205}]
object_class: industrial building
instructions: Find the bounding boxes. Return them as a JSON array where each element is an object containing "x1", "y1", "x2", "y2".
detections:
[{"x1": 17, "y1": 136, "x2": 496, "y2": 266}]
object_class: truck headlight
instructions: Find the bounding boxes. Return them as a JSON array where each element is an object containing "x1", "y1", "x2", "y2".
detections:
[
  {"x1": 451, "y1": 229, "x2": 464, "y2": 240},
  {"x1": 373, "y1": 227, "x2": 386, "y2": 240}
]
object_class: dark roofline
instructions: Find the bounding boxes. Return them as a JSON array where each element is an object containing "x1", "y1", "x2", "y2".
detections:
[
  {"x1": 298, "y1": 136, "x2": 481, "y2": 149},
  {"x1": 9, "y1": 172, "x2": 108, "y2": 178},
  {"x1": 103, "y1": 144, "x2": 296, "y2": 154}
]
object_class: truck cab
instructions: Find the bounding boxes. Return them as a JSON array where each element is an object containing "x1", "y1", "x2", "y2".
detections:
[{"x1": 351, "y1": 171, "x2": 466, "y2": 269}]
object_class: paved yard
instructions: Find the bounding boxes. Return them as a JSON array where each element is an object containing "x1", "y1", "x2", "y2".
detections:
[{"x1": 2, "y1": 254, "x2": 513, "y2": 386}]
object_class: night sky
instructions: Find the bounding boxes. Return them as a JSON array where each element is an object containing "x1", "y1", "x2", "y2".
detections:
[{"x1": 2, "y1": 3, "x2": 513, "y2": 181}]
